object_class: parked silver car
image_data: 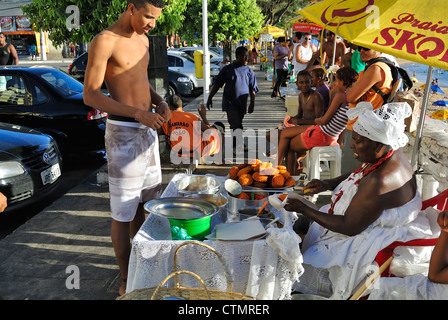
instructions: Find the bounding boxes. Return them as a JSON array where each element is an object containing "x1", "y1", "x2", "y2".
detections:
[
  {"x1": 167, "y1": 50, "x2": 219, "y2": 90},
  {"x1": 175, "y1": 46, "x2": 225, "y2": 68}
]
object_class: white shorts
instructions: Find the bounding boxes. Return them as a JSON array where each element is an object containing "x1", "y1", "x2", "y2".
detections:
[{"x1": 105, "y1": 119, "x2": 162, "y2": 222}]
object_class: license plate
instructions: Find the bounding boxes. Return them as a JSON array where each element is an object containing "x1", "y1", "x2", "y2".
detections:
[{"x1": 41, "y1": 162, "x2": 61, "y2": 186}]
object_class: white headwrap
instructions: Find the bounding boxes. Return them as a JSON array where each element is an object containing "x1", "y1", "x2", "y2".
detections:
[{"x1": 347, "y1": 102, "x2": 412, "y2": 150}]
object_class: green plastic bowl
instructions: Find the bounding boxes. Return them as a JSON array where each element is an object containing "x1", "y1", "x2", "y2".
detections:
[
  {"x1": 144, "y1": 197, "x2": 219, "y2": 241},
  {"x1": 168, "y1": 215, "x2": 213, "y2": 240}
]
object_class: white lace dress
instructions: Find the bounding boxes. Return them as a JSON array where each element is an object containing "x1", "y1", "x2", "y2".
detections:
[{"x1": 295, "y1": 169, "x2": 434, "y2": 299}]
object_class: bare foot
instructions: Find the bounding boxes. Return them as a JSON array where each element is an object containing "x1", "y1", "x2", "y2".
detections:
[{"x1": 119, "y1": 279, "x2": 127, "y2": 296}]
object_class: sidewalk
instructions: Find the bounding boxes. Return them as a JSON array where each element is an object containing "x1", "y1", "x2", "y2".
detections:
[{"x1": 0, "y1": 65, "x2": 329, "y2": 300}]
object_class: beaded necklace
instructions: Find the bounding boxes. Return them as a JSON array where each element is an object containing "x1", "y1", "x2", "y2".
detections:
[{"x1": 328, "y1": 149, "x2": 394, "y2": 215}]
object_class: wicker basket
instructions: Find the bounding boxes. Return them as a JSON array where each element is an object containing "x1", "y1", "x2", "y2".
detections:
[{"x1": 117, "y1": 240, "x2": 254, "y2": 300}]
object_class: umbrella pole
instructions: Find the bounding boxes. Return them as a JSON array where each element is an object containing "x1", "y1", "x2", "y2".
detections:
[
  {"x1": 330, "y1": 36, "x2": 337, "y2": 82},
  {"x1": 411, "y1": 66, "x2": 434, "y2": 170}
]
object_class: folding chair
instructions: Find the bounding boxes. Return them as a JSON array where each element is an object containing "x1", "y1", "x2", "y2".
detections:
[{"x1": 349, "y1": 189, "x2": 448, "y2": 300}]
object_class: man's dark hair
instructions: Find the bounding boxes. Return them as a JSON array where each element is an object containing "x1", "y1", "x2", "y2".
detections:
[
  {"x1": 294, "y1": 32, "x2": 302, "y2": 40},
  {"x1": 277, "y1": 36, "x2": 285, "y2": 43},
  {"x1": 127, "y1": 0, "x2": 164, "y2": 9},
  {"x1": 235, "y1": 46, "x2": 248, "y2": 58}
]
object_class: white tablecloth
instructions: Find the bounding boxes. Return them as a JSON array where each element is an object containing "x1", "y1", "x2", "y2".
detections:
[{"x1": 126, "y1": 174, "x2": 303, "y2": 300}]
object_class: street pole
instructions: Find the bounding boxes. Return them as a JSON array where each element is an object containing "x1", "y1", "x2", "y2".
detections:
[{"x1": 202, "y1": 0, "x2": 210, "y2": 104}]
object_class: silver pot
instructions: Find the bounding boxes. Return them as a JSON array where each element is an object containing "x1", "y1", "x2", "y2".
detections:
[
  {"x1": 175, "y1": 175, "x2": 221, "y2": 196},
  {"x1": 144, "y1": 197, "x2": 219, "y2": 220},
  {"x1": 226, "y1": 190, "x2": 269, "y2": 214}
]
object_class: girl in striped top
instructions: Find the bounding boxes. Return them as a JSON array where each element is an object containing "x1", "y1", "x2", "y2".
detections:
[{"x1": 276, "y1": 67, "x2": 358, "y2": 173}]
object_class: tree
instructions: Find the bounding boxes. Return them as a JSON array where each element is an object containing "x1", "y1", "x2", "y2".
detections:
[
  {"x1": 22, "y1": 0, "x2": 127, "y2": 47},
  {"x1": 257, "y1": 0, "x2": 308, "y2": 27},
  {"x1": 22, "y1": 0, "x2": 189, "y2": 48},
  {"x1": 173, "y1": 0, "x2": 264, "y2": 61}
]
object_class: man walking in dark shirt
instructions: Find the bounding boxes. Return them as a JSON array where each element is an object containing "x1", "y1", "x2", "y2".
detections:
[{"x1": 206, "y1": 46, "x2": 258, "y2": 153}]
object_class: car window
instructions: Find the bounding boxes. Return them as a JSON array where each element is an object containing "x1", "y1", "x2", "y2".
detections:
[
  {"x1": 168, "y1": 55, "x2": 175, "y2": 67},
  {"x1": 26, "y1": 78, "x2": 49, "y2": 105},
  {"x1": 0, "y1": 75, "x2": 30, "y2": 105},
  {"x1": 178, "y1": 52, "x2": 195, "y2": 63},
  {"x1": 175, "y1": 57, "x2": 183, "y2": 67},
  {"x1": 37, "y1": 69, "x2": 84, "y2": 97}
]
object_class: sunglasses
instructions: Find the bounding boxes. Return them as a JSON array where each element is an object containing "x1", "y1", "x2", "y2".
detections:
[
  {"x1": 358, "y1": 46, "x2": 371, "y2": 51},
  {"x1": 304, "y1": 37, "x2": 311, "y2": 40}
]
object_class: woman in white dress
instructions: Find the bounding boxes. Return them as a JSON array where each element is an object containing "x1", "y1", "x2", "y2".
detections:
[{"x1": 285, "y1": 102, "x2": 434, "y2": 299}]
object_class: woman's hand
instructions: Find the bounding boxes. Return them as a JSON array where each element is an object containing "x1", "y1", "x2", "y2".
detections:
[
  {"x1": 284, "y1": 195, "x2": 309, "y2": 214},
  {"x1": 302, "y1": 179, "x2": 330, "y2": 195}
]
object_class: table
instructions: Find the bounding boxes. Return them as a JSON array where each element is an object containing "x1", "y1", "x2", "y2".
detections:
[{"x1": 126, "y1": 174, "x2": 304, "y2": 300}]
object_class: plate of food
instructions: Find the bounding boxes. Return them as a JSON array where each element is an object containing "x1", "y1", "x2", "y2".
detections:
[{"x1": 227, "y1": 159, "x2": 300, "y2": 191}]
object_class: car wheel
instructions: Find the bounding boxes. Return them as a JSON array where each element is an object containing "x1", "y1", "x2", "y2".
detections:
[{"x1": 168, "y1": 84, "x2": 176, "y2": 98}]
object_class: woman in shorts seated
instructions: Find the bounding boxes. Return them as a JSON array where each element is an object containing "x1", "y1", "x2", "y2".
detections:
[{"x1": 275, "y1": 67, "x2": 358, "y2": 173}]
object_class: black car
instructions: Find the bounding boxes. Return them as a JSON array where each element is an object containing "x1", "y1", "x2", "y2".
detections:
[
  {"x1": 0, "y1": 122, "x2": 62, "y2": 214},
  {"x1": 0, "y1": 66, "x2": 107, "y2": 157},
  {"x1": 167, "y1": 69, "x2": 194, "y2": 97},
  {"x1": 69, "y1": 52, "x2": 194, "y2": 97}
]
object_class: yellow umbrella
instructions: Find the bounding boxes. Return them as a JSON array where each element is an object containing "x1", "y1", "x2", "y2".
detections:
[
  {"x1": 259, "y1": 25, "x2": 286, "y2": 38},
  {"x1": 299, "y1": 0, "x2": 448, "y2": 70},
  {"x1": 299, "y1": 0, "x2": 448, "y2": 170}
]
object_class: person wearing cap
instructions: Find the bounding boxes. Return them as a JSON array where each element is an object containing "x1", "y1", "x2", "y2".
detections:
[{"x1": 285, "y1": 102, "x2": 433, "y2": 299}]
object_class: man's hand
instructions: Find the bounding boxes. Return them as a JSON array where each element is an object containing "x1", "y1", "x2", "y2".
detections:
[
  {"x1": 157, "y1": 101, "x2": 172, "y2": 122},
  {"x1": 206, "y1": 100, "x2": 213, "y2": 110},
  {"x1": 135, "y1": 109, "x2": 165, "y2": 131}
]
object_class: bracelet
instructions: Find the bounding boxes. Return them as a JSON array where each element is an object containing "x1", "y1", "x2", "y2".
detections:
[{"x1": 157, "y1": 101, "x2": 168, "y2": 109}]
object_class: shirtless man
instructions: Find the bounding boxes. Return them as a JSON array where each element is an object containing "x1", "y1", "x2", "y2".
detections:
[
  {"x1": 321, "y1": 31, "x2": 346, "y2": 67},
  {"x1": 83, "y1": 0, "x2": 171, "y2": 296}
]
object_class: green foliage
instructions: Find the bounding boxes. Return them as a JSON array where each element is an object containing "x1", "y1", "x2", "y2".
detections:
[
  {"x1": 169, "y1": 0, "x2": 264, "y2": 43},
  {"x1": 22, "y1": 0, "x2": 127, "y2": 47}
]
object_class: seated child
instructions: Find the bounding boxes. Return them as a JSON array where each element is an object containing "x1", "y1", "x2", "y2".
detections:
[
  {"x1": 162, "y1": 95, "x2": 224, "y2": 164},
  {"x1": 276, "y1": 67, "x2": 358, "y2": 173}
]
